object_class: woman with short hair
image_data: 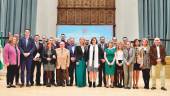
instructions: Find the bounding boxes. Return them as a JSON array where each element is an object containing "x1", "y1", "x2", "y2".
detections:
[
  {"x1": 3, "y1": 36, "x2": 20, "y2": 88},
  {"x1": 104, "y1": 41, "x2": 116, "y2": 88}
]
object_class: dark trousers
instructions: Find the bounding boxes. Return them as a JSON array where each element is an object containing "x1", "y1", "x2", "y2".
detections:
[
  {"x1": 7, "y1": 65, "x2": 17, "y2": 85},
  {"x1": 142, "y1": 69, "x2": 150, "y2": 88},
  {"x1": 43, "y1": 70, "x2": 55, "y2": 85},
  {"x1": 21, "y1": 58, "x2": 32, "y2": 84},
  {"x1": 56, "y1": 68, "x2": 66, "y2": 85},
  {"x1": 15, "y1": 65, "x2": 20, "y2": 84},
  {"x1": 68, "y1": 62, "x2": 76, "y2": 85},
  {"x1": 98, "y1": 63, "x2": 106, "y2": 86},
  {"x1": 46, "y1": 71, "x2": 52, "y2": 84},
  {"x1": 116, "y1": 69, "x2": 124, "y2": 86},
  {"x1": 30, "y1": 61, "x2": 41, "y2": 85}
]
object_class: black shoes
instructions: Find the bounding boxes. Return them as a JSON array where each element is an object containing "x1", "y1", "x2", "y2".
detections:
[
  {"x1": 26, "y1": 83, "x2": 31, "y2": 87},
  {"x1": 10, "y1": 84, "x2": 16, "y2": 88},
  {"x1": 7, "y1": 84, "x2": 16, "y2": 88},
  {"x1": 118, "y1": 84, "x2": 123, "y2": 88},
  {"x1": 68, "y1": 83, "x2": 73, "y2": 86},
  {"x1": 46, "y1": 83, "x2": 51, "y2": 87},
  {"x1": 89, "y1": 82, "x2": 96, "y2": 88},
  {"x1": 125, "y1": 87, "x2": 131, "y2": 89},
  {"x1": 97, "y1": 84, "x2": 102, "y2": 87},
  {"x1": 93, "y1": 82, "x2": 96, "y2": 88},
  {"x1": 144, "y1": 86, "x2": 149, "y2": 89},
  {"x1": 161, "y1": 87, "x2": 167, "y2": 91},
  {"x1": 20, "y1": 84, "x2": 24, "y2": 88},
  {"x1": 89, "y1": 82, "x2": 92, "y2": 87},
  {"x1": 7, "y1": 85, "x2": 11, "y2": 88},
  {"x1": 36, "y1": 83, "x2": 42, "y2": 86},
  {"x1": 151, "y1": 87, "x2": 156, "y2": 90},
  {"x1": 151, "y1": 87, "x2": 167, "y2": 91}
]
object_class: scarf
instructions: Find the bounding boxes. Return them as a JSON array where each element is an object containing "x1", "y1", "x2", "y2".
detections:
[{"x1": 89, "y1": 44, "x2": 99, "y2": 68}]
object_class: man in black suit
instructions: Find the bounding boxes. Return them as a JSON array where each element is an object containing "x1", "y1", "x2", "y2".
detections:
[
  {"x1": 30, "y1": 35, "x2": 43, "y2": 86},
  {"x1": 67, "y1": 37, "x2": 76, "y2": 86},
  {"x1": 97, "y1": 36, "x2": 107, "y2": 87}
]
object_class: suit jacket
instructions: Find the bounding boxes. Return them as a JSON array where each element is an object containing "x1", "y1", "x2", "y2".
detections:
[
  {"x1": 98, "y1": 43, "x2": 108, "y2": 59},
  {"x1": 140, "y1": 46, "x2": 151, "y2": 69},
  {"x1": 67, "y1": 45, "x2": 76, "y2": 57},
  {"x1": 19, "y1": 37, "x2": 35, "y2": 59},
  {"x1": 67, "y1": 45, "x2": 76, "y2": 64},
  {"x1": 42, "y1": 48, "x2": 56, "y2": 65},
  {"x1": 75, "y1": 46, "x2": 87, "y2": 62},
  {"x1": 56, "y1": 48, "x2": 70, "y2": 69},
  {"x1": 150, "y1": 44, "x2": 166, "y2": 65},
  {"x1": 123, "y1": 47, "x2": 135, "y2": 65},
  {"x1": 33, "y1": 42, "x2": 43, "y2": 61}
]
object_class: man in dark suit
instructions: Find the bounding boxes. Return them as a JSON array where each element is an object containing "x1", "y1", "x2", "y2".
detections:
[
  {"x1": 41, "y1": 35, "x2": 47, "y2": 85},
  {"x1": 67, "y1": 37, "x2": 76, "y2": 86},
  {"x1": 97, "y1": 36, "x2": 107, "y2": 87},
  {"x1": 19, "y1": 29, "x2": 35, "y2": 87},
  {"x1": 60, "y1": 34, "x2": 69, "y2": 48},
  {"x1": 30, "y1": 35, "x2": 43, "y2": 86}
]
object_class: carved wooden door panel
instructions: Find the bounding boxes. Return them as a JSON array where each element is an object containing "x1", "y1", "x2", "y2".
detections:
[{"x1": 57, "y1": 0, "x2": 115, "y2": 25}]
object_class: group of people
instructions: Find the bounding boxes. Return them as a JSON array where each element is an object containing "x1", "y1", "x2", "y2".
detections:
[{"x1": 2, "y1": 29, "x2": 167, "y2": 91}]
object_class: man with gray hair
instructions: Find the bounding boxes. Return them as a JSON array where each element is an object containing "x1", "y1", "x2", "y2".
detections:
[
  {"x1": 67, "y1": 37, "x2": 76, "y2": 86},
  {"x1": 150, "y1": 38, "x2": 167, "y2": 91},
  {"x1": 56, "y1": 42, "x2": 70, "y2": 87}
]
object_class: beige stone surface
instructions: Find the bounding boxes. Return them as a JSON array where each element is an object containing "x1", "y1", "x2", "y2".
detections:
[{"x1": 0, "y1": 74, "x2": 170, "y2": 96}]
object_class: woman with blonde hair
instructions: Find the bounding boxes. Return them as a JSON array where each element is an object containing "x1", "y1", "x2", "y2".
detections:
[
  {"x1": 115, "y1": 42, "x2": 124, "y2": 88},
  {"x1": 104, "y1": 41, "x2": 116, "y2": 88},
  {"x1": 75, "y1": 37, "x2": 87, "y2": 87},
  {"x1": 140, "y1": 38, "x2": 151, "y2": 89},
  {"x1": 42, "y1": 39, "x2": 56, "y2": 87},
  {"x1": 3, "y1": 36, "x2": 20, "y2": 88}
]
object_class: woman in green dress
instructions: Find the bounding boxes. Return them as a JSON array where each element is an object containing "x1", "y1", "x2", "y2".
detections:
[
  {"x1": 75, "y1": 37, "x2": 87, "y2": 87},
  {"x1": 104, "y1": 41, "x2": 116, "y2": 88}
]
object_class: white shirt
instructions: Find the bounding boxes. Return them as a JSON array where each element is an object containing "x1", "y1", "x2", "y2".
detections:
[
  {"x1": 81, "y1": 46, "x2": 85, "y2": 53},
  {"x1": 156, "y1": 46, "x2": 160, "y2": 58},
  {"x1": 116, "y1": 50, "x2": 124, "y2": 60},
  {"x1": 72, "y1": 46, "x2": 75, "y2": 54},
  {"x1": 26, "y1": 38, "x2": 28, "y2": 47},
  {"x1": 35, "y1": 42, "x2": 39, "y2": 49}
]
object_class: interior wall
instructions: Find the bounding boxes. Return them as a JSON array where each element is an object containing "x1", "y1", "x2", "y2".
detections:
[
  {"x1": 36, "y1": 0, "x2": 57, "y2": 38},
  {"x1": 116, "y1": 0, "x2": 139, "y2": 41}
]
